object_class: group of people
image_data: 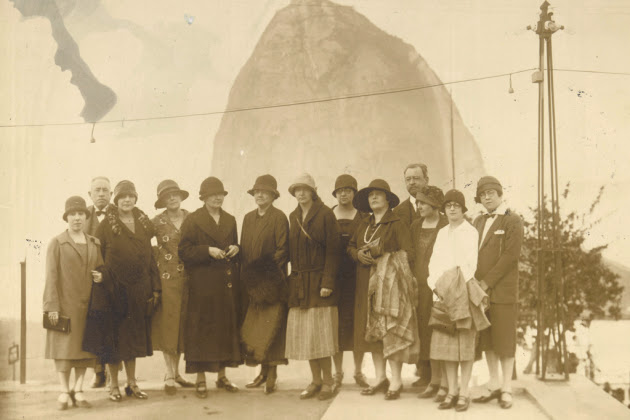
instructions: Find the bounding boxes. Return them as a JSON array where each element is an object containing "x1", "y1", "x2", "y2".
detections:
[{"x1": 43, "y1": 163, "x2": 523, "y2": 413}]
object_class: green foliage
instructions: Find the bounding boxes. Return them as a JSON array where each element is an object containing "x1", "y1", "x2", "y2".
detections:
[{"x1": 518, "y1": 184, "x2": 624, "y2": 329}]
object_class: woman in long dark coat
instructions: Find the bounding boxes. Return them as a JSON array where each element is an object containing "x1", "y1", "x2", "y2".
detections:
[
  {"x1": 348, "y1": 179, "x2": 418, "y2": 401},
  {"x1": 44, "y1": 196, "x2": 101, "y2": 410},
  {"x1": 240, "y1": 174, "x2": 289, "y2": 394},
  {"x1": 285, "y1": 173, "x2": 341, "y2": 401},
  {"x1": 178, "y1": 176, "x2": 242, "y2": 399},
  {"x1": 410, "y1": 186, "x2": 448, "y2": 400},
  {"x1": 151, "y1": 180, "x2": 194, "y2": 394},
  {"x1": 330, "y1": 174, "x2": 368, "y2": 390},
  {"x1": 90, "y1": 180, "x2": 160, "y2": 402}
]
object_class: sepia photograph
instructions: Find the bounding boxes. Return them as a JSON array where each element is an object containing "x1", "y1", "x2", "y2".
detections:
[{"x1": 1, "y1": 0, "x2": 629, "y2": 418}]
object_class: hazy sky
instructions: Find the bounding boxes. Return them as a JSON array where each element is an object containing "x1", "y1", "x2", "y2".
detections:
[{"x1": 2, "y1": 0, "x2": 629, "y2": 319}]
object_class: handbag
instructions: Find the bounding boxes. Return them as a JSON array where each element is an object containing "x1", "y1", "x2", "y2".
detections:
[
  {"x1": 365, "y1": 237, "x2": 383, "y2": 259},
  {"x1": 43, "y1": 313, "x2": 71, "y2": 333},
  {"x1": 146, "y1": 295, "x2": 160, "y2": 317}
]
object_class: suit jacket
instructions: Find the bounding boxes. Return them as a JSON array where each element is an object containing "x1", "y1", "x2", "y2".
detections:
[
  {"x1": 84, "y1": 205, "x2": 109, "y2": 237},
  {"x1": 393, "y1": 197, "x2": 420, "y2": 227},
  {"x1": 473, "y1": 208, "x2": 524, "y2": 304}
]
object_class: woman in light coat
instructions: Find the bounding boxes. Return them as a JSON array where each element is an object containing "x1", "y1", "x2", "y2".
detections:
[{"x1": 44, "y1": 196, "x2": 102, "y2": 410}]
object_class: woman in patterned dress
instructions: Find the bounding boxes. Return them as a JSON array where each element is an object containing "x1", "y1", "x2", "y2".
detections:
[{"x1": 151, "y1": 180, "x2": 194, "y2": 394}]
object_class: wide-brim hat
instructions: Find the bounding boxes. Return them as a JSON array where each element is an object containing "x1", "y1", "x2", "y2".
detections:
[
  {"x1": 63, "y1": 196, "x2": 90, "y2": 222},
  {"x1": 352, "y1": 179, "x2": 400, "y2": 213},
  {"x1": 442, "y1": 189, "x2": 468, "y2": 214},
  {"x1": 288, "y1": 173, "x2": 317, "y2": 197},
  {"x1": 199, "y1": 176, "x2": 228, "y2": 200},
  {"x1": 113, "y1": 180, "x2": 138, "y2": 204},
  {"x1": 154, "y1": 179, "x2": 189, "y2": 209},
  {"x1": 475, "y1": 175, "x2": 503, "y2": 203},
  {"x1": 247, "y1": 174, "x2": 279, "y2": 199},
  {"x1": 416, "y1": 185, "x2": 445, "y2": 209},
  {"x1": 332, "y1": 174, "x2": 358, "y2": 197}
]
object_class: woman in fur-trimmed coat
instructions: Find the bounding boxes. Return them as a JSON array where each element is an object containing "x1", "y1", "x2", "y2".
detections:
[{"x1": 239, "y1": 174, "x2": 289, "y2": 394}]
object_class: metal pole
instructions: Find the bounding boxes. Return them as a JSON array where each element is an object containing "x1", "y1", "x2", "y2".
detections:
[
  {"x1": 536, "y1": 32, "x2": 546, "y2": 379},
  {"x1": 20, "y1": 259, "x2": 26, "y2": 384},
  {"x1": 450, "y1": 87, "x2": 456, "y2": 189}
]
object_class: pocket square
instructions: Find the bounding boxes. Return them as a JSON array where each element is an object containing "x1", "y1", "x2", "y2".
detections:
[{"x1": 495, "y1": 230, "x2": 505, "y2": 235}]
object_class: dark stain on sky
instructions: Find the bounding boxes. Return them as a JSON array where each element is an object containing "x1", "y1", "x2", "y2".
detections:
[{"x1": 11, "y1": 0, "x2": 117, "y2": 122}]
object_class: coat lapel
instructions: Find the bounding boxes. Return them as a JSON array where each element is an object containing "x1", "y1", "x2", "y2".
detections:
[
  {"x1": 479, "y1": 215, "x2": 503, "y2": 251},
  {"x1": 194, "y1": 206, "x2": 231, "y2": 244},
  {"x1": 301, "y1": 200, "x2": 322, "y2": 228}
]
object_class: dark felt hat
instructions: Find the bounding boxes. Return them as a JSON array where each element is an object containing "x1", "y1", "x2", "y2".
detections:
[
  {"x1": 475, "y1": 175, "x2": 503, "y2": 203},
  {"x1": 63, "y1": 196, "x2": 90, "y2": 222},
  {"x1": 332, "y1": 174, "x2": 358, "y2": 197},
  {"x1": 416, "y1": 185, "x2": 445, "y2": 209},
  {"x1": 154, "y1": 179, "x2": 189, "y2": 209},
  {"x1": 113, "y1": 180, "x2": 138, "y2": 205},
  {"x1": 353, "y1": 179, "x2": 400, "y2": 213},
  {"x1": 248, "y1": 174, "x2": 280, "y2": 199},
  {"x1": 442, "y1": 189, "x2": 468, "y2": 214},
  {"x1": 199, "y1": 177, "x2": 228, "y2": 200}
]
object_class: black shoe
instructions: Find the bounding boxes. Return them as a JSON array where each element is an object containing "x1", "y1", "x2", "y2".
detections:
[
  {"x1": 455, "y1": 395, "x2": 470, "y2": 412},
  {"x1": 384, "y1": 385, "x2": 403, "y2": 400},
  {"x1": 91, "y1": 372, "x2": 106, "y2": 389},
  {"x1": 174, "y1": 375, "x2": 195, "y2": 388},
  {"x1": 361, "y1": 378, "x2": 390, "y2": 396},
  {"x1": 318, "y1": 384, "x2": 335, "y2": 401},
  {"x1": 438, "y1": 394, "x2": 458, "y2": 410},
  {"x1": 125, "y1": 384, "x2": 148, "y2": 399},
  {"x1": 264, "y1": 376, "x2": 277, "y2": 394},
  {"x1": 246, "y1": 374, "x2": 267, "y2": 388},
  {"x1": 353, "y1": 373, "x2": 369, "y2": 388},
  {"x1": 418, "y1": 383, "x2": 440, "y2": 399},
  {"x1": 472, "y1": 388, "x2": 501, "y2": 403},
  {"x1": 300, "y1": 383, "x2": 322, "y2": 399},
  {"x1": 216, "y1": 376, "x2": 239, "y2": 392},
  {"x1": 195, "y1": 381, "x2": 208, "y2": 399},
  {"x1": 434, "y1": 386, "x2": 448, "y2": 403},
  {"x1": 412, "y1": 377, "x2": 430, "y2": 388}
]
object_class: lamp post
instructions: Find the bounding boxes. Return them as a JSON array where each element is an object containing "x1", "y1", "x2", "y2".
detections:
[{"x1": 528, "y1": 1, "x2": 569, "y2": 381}]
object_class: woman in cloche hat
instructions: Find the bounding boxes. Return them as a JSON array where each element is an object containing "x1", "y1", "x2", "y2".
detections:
[
  {"x1": 178, "y1": 177, "x2": 243, "y2": 398},
  {"x1": 240, "y1": 174, "x2": 289, "y2": 394},
  {"x1": 284, "y1": 173, "x2": 341, "y2": 401},
  {"x1": 83, "y1": 180, "x2": 160, "y2": 402},
  {"x1": 151, "y1": 180, "x2": 195, "y2": 395},
  {"x1": 44, "y1": 196, "x2": 102, "y2": 410},
  {"x1": 349, "y1": 179, "x2": 419, "y2": 401}
]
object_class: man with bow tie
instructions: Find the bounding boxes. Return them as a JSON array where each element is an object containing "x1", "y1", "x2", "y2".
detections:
[
  {"x1": 471, "y1": 176, "x2": 523, "y2": 409},
  {"x1": 84, "y1": 176, "x2": 112, "y2": 236},
  {"x1": 83, "y1": 176, "x2": 112, "y2": 388},
  {"x1": 393, "y1": 163, "x2": 429, "y2": 228}
]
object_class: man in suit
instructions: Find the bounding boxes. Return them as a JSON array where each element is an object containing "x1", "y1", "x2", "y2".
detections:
[
  {"x1": 84, "y1": 176, "x2": 112, "y2": 387},
  {"x1": 472, "y1": 176, "x2": 523, "y2": 409},
  {"x1": 393, "y1": 163, "x2": 429, "y2": 386},
  {"x1": 393, "y1": 163, "x2": 429, "y2": 227}
]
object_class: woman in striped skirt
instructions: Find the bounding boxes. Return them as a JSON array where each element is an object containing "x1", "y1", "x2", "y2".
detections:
[{"x1": 285, "y1": 173, "x2": 341, "y2": 401}]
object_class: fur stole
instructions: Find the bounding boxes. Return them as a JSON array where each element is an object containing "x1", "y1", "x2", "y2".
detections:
[
  {"x1": 106, "y1": 205, "x2": 154, "y2": 237},
  {"x1": 242, "y1": 256, "x2": 287, "y2": 308}
]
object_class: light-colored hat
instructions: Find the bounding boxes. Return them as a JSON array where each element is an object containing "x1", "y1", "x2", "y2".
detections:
[{"x1": 288, "y1": 173, "x2": 317, "y2": 197}]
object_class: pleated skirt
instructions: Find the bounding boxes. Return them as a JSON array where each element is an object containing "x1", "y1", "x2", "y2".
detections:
[{"x1": 285, "y1": 306, "x2": 338, "y2": 360}]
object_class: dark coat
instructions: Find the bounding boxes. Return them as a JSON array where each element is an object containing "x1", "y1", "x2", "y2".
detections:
[
  {"x1": 84, "y1": 207, "x2": 160, "y2": 363},
  {"x1": 83, "y1": 205, "x2": 109, "y2": 237},
  {"x1": 393, "y1": 197, "x2": 420, "y2": 227},
  {"x1": 410, "y1": 214, "x2": 448, "y2": 360},
  {"x1": 44, "y1": 231, "x2": 102, "y2": 360},
  {"x1": 287, "y1": 199, "x2": 341, "y2": 309},
  {"x1": 178, "y1": 206, "x2": 242, "y2": 364},
  {"x1": 240, "y1": 205, "x2": 289, "y2": 273},
  {"x1": 473, "y1": 209, "x2": 524, "y2": 304}
]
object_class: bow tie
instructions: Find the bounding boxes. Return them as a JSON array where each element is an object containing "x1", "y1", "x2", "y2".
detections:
[
  {"x1": 96, "y1": 210, "x2": 105, "y2": 217},
  {"x1": 484, "y1": 212, "x2": 496, "y2": 219}
]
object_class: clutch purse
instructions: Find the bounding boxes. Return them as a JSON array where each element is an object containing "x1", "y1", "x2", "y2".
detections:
[
  {"x1": 43, "y1": 313, "x2": 71, "y2": 333},
  {"x1": 146, "y1": 295, "x2": 161, "y2": 317}
]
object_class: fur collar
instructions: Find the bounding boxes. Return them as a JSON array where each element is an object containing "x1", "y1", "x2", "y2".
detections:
[{"x1": 106, "y1": 205, "x2": 154, "y2": 236}]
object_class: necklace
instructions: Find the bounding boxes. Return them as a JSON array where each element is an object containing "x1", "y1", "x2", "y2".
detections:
[{"x1": 363, "y1": 223, "x2": 381, "y2": 244}]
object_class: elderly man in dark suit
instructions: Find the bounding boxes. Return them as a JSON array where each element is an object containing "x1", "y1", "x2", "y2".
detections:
[
  {"x1": 392, "y1": 163, "x2": 429, "y2": 386},
  {"x1": 472, "y1": 176, "x2": 523, "y2": 409},
  {"x1": 83, "y1": 176, "x2": 112, "y2": 387},
  {"x1": 393, "y1": 163, "x2": 429, "y2": 228}
]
